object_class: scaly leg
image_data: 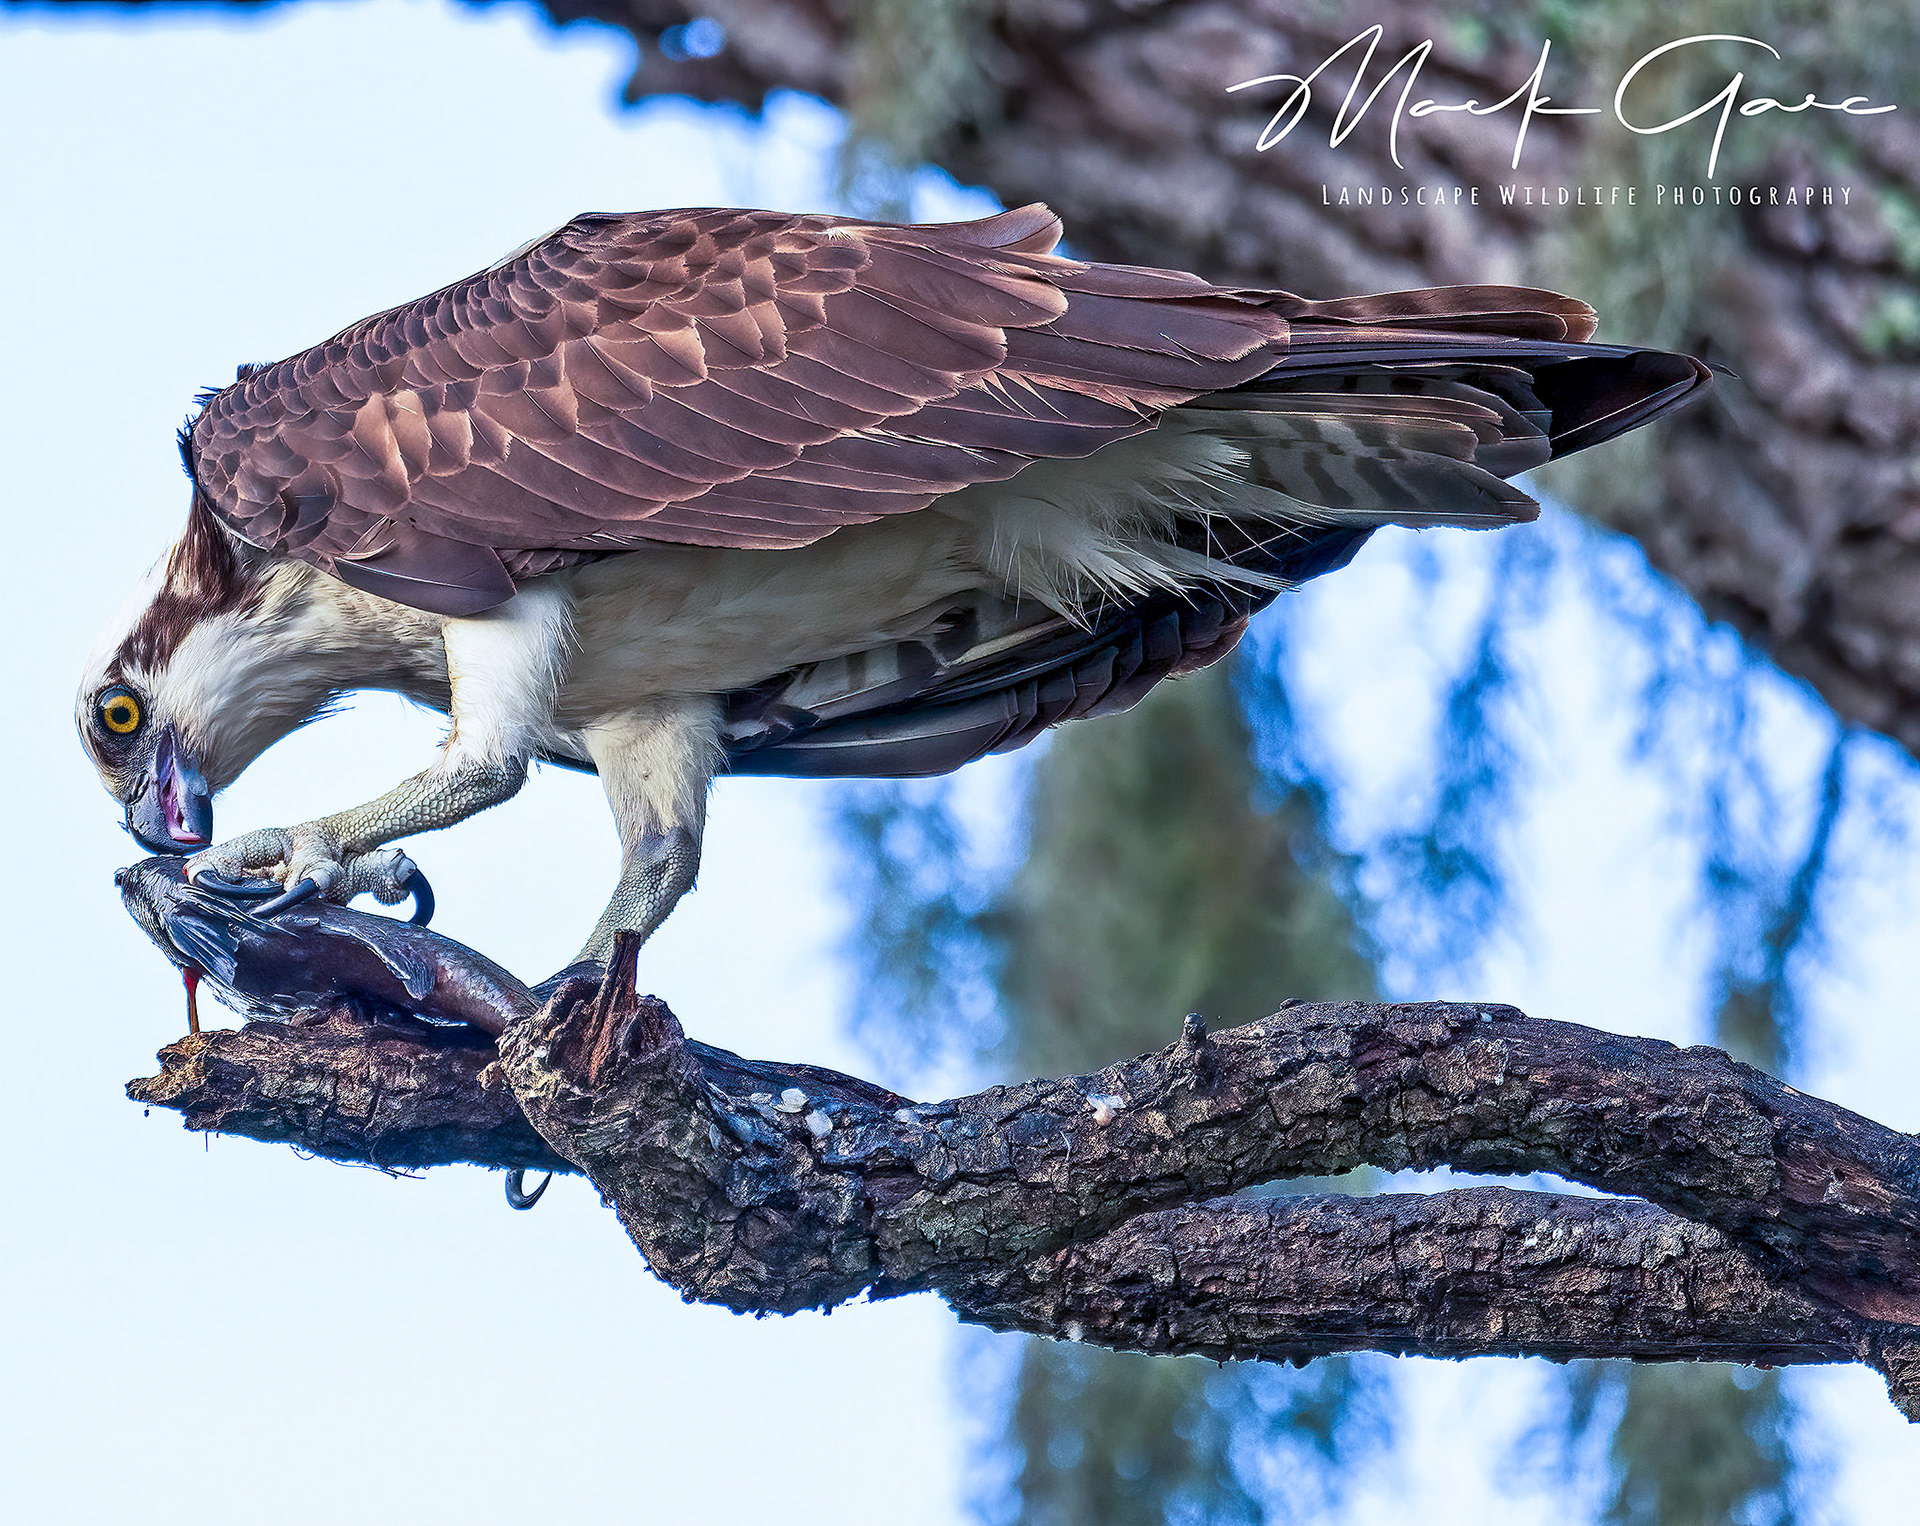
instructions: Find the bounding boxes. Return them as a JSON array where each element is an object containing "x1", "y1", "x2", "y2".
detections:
[
  {"x1": 188, "y1": 584, "x2": 572, "y2": 902},
  {"x1": 567, "y1": 696, "x2": 723, "y2": 972}
]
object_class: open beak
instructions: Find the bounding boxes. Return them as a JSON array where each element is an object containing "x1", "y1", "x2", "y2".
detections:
[{"x1": 127, "y1": 727, "x2": 213, "y2": 854}]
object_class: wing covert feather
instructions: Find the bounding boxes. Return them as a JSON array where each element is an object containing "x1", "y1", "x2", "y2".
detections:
[
  {"x1": 188, "y1": 205, "x2": 1295, "y2": 610},
  {"x1": 187, "y1": 203, "x2": 1699, "y2": 617}
]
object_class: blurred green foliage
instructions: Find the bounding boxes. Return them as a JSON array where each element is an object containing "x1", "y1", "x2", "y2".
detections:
[
  {"x1": 839, "y1": 0, "x2": 986, "y2": 216},
  {"x1": 826, "y1": 5, "x2": 1880, "y2": 1518},
  {"x1": 997, "y1": 667, "x2": 1377, "y2": 1080},
  {"x1": 834, "y1": 565, "x2": 1843, "y2": 1523},
  {"x1": 985, "y1": 669, "x2": 1389, "y2": 1524},
  {"x1": 835, "y1": 665, "x2": 1389, "y2": 1524}
]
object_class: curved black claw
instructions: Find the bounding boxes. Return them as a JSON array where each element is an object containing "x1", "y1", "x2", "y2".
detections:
[
  {"x1": 401, "y1": 866, "x2": 435, "y2": 927},
  {"x1": 254, "y1": 877, "x2": 324, "y2": 917},
  {"x1": 188, "y1": 871, "x2": 283, "y2": 899},
  {"x1": 189, "y1": 863, "x2": 431, "y2": 923},
  {"x1": 505, "y1": 1169, "x2": 553, "y2": 1210}
]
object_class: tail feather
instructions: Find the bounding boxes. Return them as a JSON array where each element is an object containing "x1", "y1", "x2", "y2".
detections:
[
  {"x1": 1263, "y1": 283, "x2": 1599, "y2": 342},
  {"x1": 1527, "y1": 350, "x2": 1710, "y2": 457},
  {"x1": 713, "y1": 276, "x2": 1708, "y2": 779},
  {"x1": 1183, "y1": 310, "x2": 1710, "y2": 537}
]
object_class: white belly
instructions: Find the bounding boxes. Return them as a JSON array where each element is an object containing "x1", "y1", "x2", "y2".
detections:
[
  {"x1": 526, "y1": 414, "x2": 1278, "y2": 734},
  {"x1": 552, "y1": 512, "x2": 982, "y2": 726}
]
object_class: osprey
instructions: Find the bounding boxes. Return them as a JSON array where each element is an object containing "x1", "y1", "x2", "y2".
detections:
[{"x1": 78, "y1": 203, "x2": 1707, "y2": 980}]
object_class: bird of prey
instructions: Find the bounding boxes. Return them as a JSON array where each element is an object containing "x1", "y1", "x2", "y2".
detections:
[{"x1": 78, "y1": 203, "x2": 1707, "y2": 981}]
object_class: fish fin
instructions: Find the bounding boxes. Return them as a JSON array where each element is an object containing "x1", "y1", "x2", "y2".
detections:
[
  {"x1": 166, "y1": 915, "x2": 242, "y2": 987},
  {"x1": 364, "y1": 937, "x2": 436, "y2": 1002}
]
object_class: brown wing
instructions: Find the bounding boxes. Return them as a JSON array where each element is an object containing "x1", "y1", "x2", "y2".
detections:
[
  {"x1": 704, "y1": 286, "x2": 1710, "y2": 781},
  {"x1": 187, "y1": 204, "x2": 1297, "y2": 614}
]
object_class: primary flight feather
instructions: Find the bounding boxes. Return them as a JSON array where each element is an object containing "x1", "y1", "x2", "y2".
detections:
[{"x1": 78, "y1": 203, "x2": 1709, "y2": 978}]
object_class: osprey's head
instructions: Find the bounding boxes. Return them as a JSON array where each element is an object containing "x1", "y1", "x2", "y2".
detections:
[{"x1": 77, "y1": 494, "x2": 317, "y2": 854}]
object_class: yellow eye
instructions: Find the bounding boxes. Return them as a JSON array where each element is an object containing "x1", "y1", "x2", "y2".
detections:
[{"x1": 100, "y1": 689, "x2": 142, "y2": 736}]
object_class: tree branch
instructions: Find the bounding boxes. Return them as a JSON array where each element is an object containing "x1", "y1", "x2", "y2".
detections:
[
  {"x1": 128, "y1": 1008, "x2": 568, "y2": 1175},
  {"x1": 129, "y1": 936, "x2": 1920, "y2": 1415},
  {"x1": 953, "y1": 1190, "x2": 1872, "y2": 1371}
]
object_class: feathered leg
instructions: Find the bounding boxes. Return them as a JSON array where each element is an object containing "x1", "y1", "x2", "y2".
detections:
[{"x1": 186, "y1": 584, "x2": 568, "y2": 906}]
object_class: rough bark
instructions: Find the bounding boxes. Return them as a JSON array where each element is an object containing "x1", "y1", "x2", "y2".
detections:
[
  {"x1": 956, "y1": 1190, "x2": 1874, "y2": 1370},
  {"x1": 129, "y1": 937, "x2": 1920, "y2": 1416},
  {"x1": 128, "y1": 1007, "x2": 569, "y2": 1174}
]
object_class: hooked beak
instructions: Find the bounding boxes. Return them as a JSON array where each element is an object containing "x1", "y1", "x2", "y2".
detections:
[{"x1": 127, "y1": 727, "x2": 213, "y2": 854}]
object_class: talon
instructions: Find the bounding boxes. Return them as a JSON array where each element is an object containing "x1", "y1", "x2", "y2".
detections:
[
  {"x1": 505, "y1": 1169, "x2": 552, "y2": 1210},
  {"x1": 254, "y1": 877, "x2": 323, "y2": 917},
  {"x1": 187, "y1": 870, "x2": 281, "y2": 898},
  {"x1": 401, "y1": 865, "x2": 435, "y2": 926}
]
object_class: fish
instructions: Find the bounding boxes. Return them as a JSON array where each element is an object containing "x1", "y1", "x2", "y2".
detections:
[{"x1": 115, "y1": 856, "x2": 534, "y2": 1038}]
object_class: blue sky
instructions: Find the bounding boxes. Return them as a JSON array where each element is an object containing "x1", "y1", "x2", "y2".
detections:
[
  {"x1": 0, "y1": 6, "x2": 977, "y2": 1521},
  {"x1": 4, "y1": 2, "x2": 1918, "y2": 1521}
]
